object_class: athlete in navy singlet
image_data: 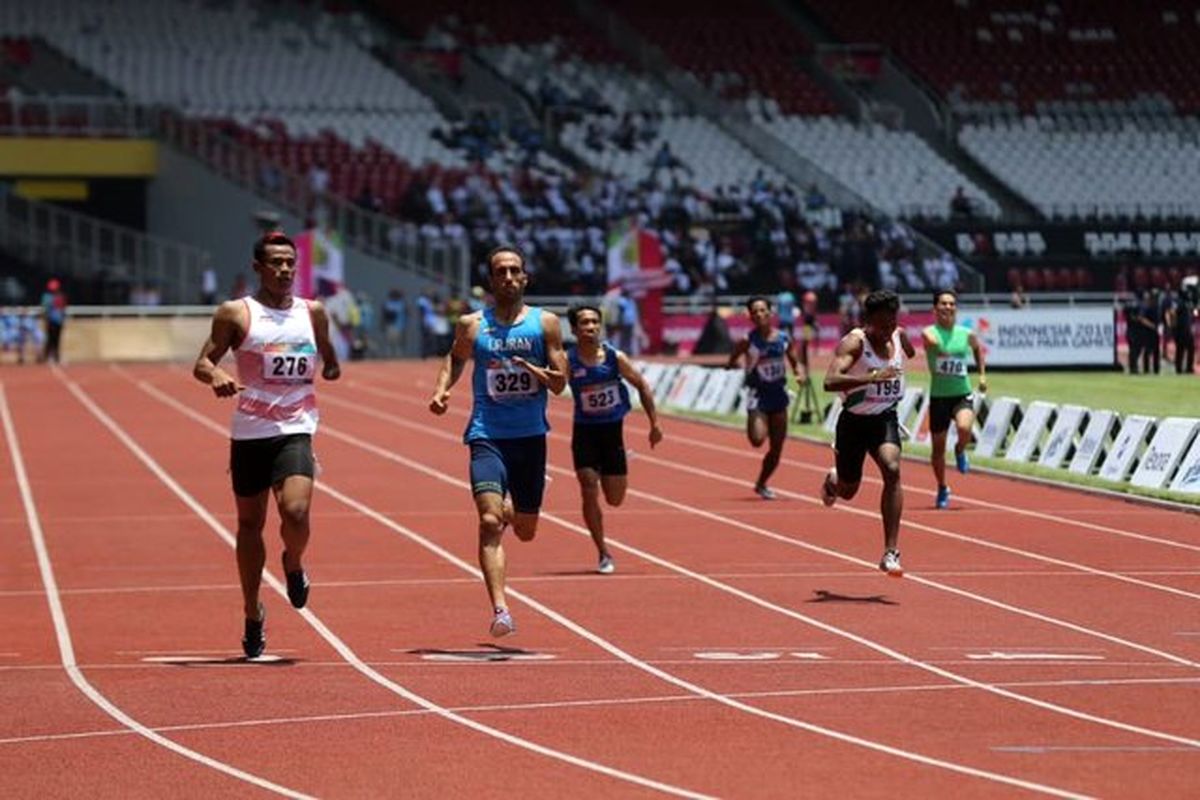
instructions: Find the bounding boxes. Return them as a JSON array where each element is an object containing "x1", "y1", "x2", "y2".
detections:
[
  {"x1": 429, "y1": 246, "x2": 568, "y2": 637},
  {"x1": 727, "y1": 296, "x2": 803, "y2": 500},
  {"x1": 565, "y1": 303, "x2": 663, "y2": 574}
]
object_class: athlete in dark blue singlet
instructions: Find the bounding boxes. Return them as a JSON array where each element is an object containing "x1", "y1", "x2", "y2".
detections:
[
  {"x1": 727, "y1": 296, "x2": 803, "y2": 499},
  {"x1": 566, "y1": 304, "x2": 663, "y2": 574}
]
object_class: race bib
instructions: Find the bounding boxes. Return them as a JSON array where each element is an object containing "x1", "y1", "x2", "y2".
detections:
[
  {"x1": 580, "y1": 381, "x2": 621, "y2": 414},
  {"x1": 755, "y1": 357, "x2": 786, "y2": 383},
  {"x1": 486, "y1": 364, "x2": 537, "y2": 400},
  {"x1": 935, "y1": 355, "x2": 967, "y2": 377},
  {"x1": 867, "y1": 374, "x2": 904, "y2": 401},
  {"x1": 262, "y1": 347, "x2": 316, "y2": 383}
]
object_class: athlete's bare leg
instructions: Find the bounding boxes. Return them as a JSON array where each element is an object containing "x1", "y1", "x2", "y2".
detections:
[
  {"x1": 869, "y1": 444, "x2": 903, "y2": 551},
  {"x1": 235, "y1": 492, "x2": 270, "y2": 620},
  {"x1": 474, "y1": 491, "x2": 509, "y2": 611}
]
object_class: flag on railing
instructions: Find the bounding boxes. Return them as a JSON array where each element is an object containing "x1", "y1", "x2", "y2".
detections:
[
  {"x1": 295, "y1": 227, "x2": 344, "y2": 299},
  {"x1": 606, "y1": 218, "x2": 672, "y2": 292}
]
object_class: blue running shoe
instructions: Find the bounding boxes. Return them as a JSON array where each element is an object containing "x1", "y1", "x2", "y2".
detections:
[
  {"x1": 956, "y1": 450, "x2": 970, "y2": 475},
  {"x1": 936, "y1": 485, "x2": 951, "y2": 509}
]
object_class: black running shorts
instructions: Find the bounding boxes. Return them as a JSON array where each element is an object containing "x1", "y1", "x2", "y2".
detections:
[{"x1": 230, "y1": 434, "x2": 315, "y2": 497}]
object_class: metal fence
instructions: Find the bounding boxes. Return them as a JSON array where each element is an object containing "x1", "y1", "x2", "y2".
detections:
[{"x1": 0, "y1": 191, "x2": 209, "y2": 304}]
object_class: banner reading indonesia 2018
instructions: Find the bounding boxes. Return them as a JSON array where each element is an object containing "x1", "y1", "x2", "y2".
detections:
[{"x1": 963, "y1": 307, "x2": 1116, "y2": 368}]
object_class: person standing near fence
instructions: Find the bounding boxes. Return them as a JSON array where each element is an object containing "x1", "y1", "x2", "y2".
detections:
[{"x1": 39, "y1": 278, "x2": 67, "y2": 363}]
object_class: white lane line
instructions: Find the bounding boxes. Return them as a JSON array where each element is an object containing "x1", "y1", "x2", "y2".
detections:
[
  {"x1": 324, "y1": 387, "x2": 1200, "y2": 671},
  {"x1": 357, "y1": 379, "x2": 1200, "y2": 601},
  {"x1": 354, "y1": 374, "x2": 1200, "y2": 552},
  {"x1": 131, "y1": 378, "x2": 1092, "y2": 797},
  {"x1": 0, "y1": 384, "x2": 312, "y2": 799},
  {"x1": 318, "y1": 418, "x2": 1200, "y2": 753},
  {"x1": 7, "y1": 675, "x2": 1200, "y2": 750},
  {"x1": 66, "y1": 374, "x2": 710, "y2": 798}
]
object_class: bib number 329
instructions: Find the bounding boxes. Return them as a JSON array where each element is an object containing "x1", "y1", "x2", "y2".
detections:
[{"x1": 487, "y1": 368, "x2": 535, "y2": 399}]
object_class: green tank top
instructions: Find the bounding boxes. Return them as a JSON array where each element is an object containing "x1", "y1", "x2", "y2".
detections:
[{"x1": 925, "y1": 324, "x2": 973, "y2": 397}]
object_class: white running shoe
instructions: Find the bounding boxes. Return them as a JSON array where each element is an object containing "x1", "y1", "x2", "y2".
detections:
[
  {"x1": 879, "y1": 549, "x2": 903, "y2": 577},
  {"x1": 489, "y1": 608, "x2": 515, "y2": 637},
  {"x1": 821, "y1": 468, "x2": 837, "y2": 507},
  {"x1": 754, "y1": 484, "x2": 777, "y2": 500},
  {"x1": 597, "y1": 554, "x2": 615, "y2": 574}
]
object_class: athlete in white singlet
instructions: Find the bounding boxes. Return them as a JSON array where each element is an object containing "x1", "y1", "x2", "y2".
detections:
[
  {"x1": 820, "y1": 289, "x2": 915, "y2": 577},
  {"x1": 193, "y1": 231, "x2": 340, "y2": 658}
]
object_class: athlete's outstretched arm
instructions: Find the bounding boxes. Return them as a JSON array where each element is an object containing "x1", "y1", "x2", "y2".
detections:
[
  {"x1": 429, "y1": 313, "x2": 477, "y2": 414},
  {"x1": 968, "y1": 331, "x2": 988, "y2": 393},
  {"x1": 784, "y1": 334, "x2": 806, "y2": 382},
  {"x1": 512, "y1": 311, "x2": 567, "y2": 395},
  {"x1": 308, "y1": 301, "x2": 341, "y2": 381},
  {"x1": 898, "y1": 327, "x2": 917, "y2": 359},
  {"x1": 617, "y1": 350, "x2": 663, "y2": 448},
  {"x1": 193, "y1": 301, "x2": 245, "y2": 398}
]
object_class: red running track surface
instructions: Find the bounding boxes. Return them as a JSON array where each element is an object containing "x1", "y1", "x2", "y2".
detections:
[{"x1": 1, "y1": 362, "x2": 1197, "y2": 798}]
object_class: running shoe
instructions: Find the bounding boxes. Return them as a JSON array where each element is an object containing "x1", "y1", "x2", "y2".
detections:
[
  {"x1": 754, "y1": 484, "x2": 777, "y2": 500},
  {"x1": 242, "y1": 603, "x2": 266, "y2": 659},
  {"x1": 936, "y1": 485, "x2": 951, "y2": 509},
  {"x1": 597, "y1": 554, "x2": 616, "y2": 574},
  {"x1": 879, "y1": 549, "x2": 903, "y2": 577},
  {"x1": 282, "y1": 552, "x2": 309, "y2": 609},
  {"x1": 956, "y1": 450, "x2": 970, "y2": 475},
  {"x1": 489, "y1": 607, "x2": 515, "y2": 638},
  {"x1": 821, "y1": 469, "x2": 837, "y2": 507}
]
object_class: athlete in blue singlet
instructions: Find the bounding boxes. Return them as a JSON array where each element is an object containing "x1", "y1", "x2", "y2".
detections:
[
  {"x1": 429, "y1": 246, "x2": 568, "y2": 637},
  {"x1": 566, "y1": 304, "x2": 663, "y2": 574},
  {"x1": 727, "y1": 296, "x2": 803, "y2": 499}
]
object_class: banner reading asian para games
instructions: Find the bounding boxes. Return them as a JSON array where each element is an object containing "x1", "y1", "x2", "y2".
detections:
[{"x1": 959, "y1": 306, "x2": 1117, "y2": 368}]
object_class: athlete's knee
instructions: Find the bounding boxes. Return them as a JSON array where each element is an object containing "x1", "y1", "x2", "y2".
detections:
[
  {"x1": 236, "y1": 513, "x2": 267, "y2": 538},
  {"x1": 838, "y1": 481, "x2": 860, "y2": 500},
  {"x1": 479, "y1": 512, "x2": 505, "y2": 542},
  {"x1": 277, "y1": 498, "x2": 310, "y2": 528},
  {"x1": 879, "y1": 459, "x2": 902, "y2": 486}
]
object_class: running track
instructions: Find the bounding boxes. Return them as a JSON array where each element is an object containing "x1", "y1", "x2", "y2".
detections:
[{"x1": 1, "y1": 362, "x2": 1197, "y2": 798}]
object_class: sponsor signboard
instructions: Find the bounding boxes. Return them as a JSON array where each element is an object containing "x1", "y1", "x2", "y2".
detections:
[
  {"x1": 1169, "y1": 434, "x2": 1200, "y2": 494},
  {"x1": 1130, "y1": 418, "x2": 1200, "y2": 489},
  {"x1": 1038, "y1": 405, "x2": 1088, "y2": 468},
  {"x1": 1005, "y1": 401, "x2": 1057, "y2": 462},
  {"x1": 975, "y1": 397, "x2": 1020, "y2": 457},
  {"x1": 1068, "y1": 410, "x2": 1118, "y2": 475},
  {"x1": 664, "y1": 366, "x2": 708, "y2": 410},
  {"x1": 1097, "y1": 415, "x2": 1155, "y2": 482},
  {"x1": 963, "y1": 307, "x2": 1116, "y2": 368}
]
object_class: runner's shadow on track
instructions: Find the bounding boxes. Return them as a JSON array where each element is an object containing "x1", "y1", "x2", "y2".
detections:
[
  {"x1": 406, "y1": 644, "x2": 543, "y2": 662},
  {"x1": 807, "y1": 589, "x2": 898, "y2": 605},
  {"x1": 543, "y1": 569, "x2": 608, "y2": 576},
  {"x1": 155, "y1": 656, "x2": 300, "y2": 666}
]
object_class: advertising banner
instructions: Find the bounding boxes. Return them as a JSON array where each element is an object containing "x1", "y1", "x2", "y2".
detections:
[{"x1": 962, "y1": 306, "x2": 1116, "y2": 368}]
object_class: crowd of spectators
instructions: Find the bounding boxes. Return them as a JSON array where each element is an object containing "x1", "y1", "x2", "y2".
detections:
[{"x1": 385, "y1": 164, "x2": 948, "y2": 306}]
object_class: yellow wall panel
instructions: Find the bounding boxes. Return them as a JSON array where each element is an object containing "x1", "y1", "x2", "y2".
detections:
[{"x1": 0, "y1": 138, "x2": 158, "y2": 176}]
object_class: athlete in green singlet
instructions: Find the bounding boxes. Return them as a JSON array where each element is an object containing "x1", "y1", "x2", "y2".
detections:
[{"x1": 922, "y1": 289, "x2": 987, "y2": 509}]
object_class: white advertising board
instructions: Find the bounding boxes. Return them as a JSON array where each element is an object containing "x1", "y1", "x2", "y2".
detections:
[
  {"x1": 963, "y1": 306, "x2": 1116, "y2": 367},
  {"x1": 664, "y1": 365, "x2": 708, "y2": 410},
  {"x1": 1038, "y1": 404, "x2": 1088, "y2": 468},
  {"x1": 975, "y1": 397, "x2": 1021, "y2": 457},
  {"x1": 1005, "y1": 401, "x2": 1057, "y2": 463},
  {"x1": 693, "y1": 368, "x2": 733, "y2": 412},
  {"x1": 1068, "y1": 409, "x2": 1118, "y2": 475},
  {"x1": 652, "y1": 363, "x2": 680, "y2": 405},
  {"x1": 1097, "y1": 415, "x2": 1155, "y2": 482},
  {"x1": 1169, "y1": 432, "x2": 1200, "y2": 494},
  {"x1": 1130, "y1": 417, "x2": 1200, "y2": 489},
  {"x1": 714, "y1": 369, "x2": 746, "y2": 414}
]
